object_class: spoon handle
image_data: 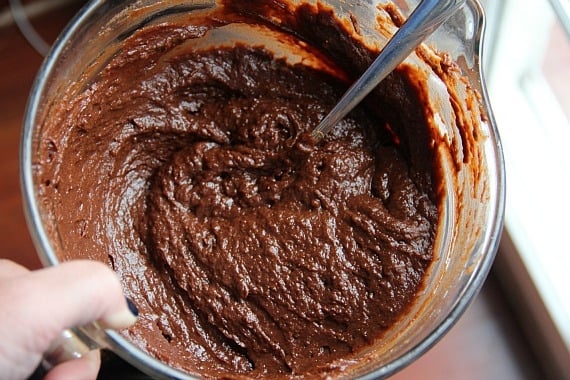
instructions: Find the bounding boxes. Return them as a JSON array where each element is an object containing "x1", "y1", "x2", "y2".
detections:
[{"x1": 311, "y1": 0, "x2": 466, "y2": 141}]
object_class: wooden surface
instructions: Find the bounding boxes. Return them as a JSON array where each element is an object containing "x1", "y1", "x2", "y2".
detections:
[{"x1": 0, "y1": 2, "x2": 545, "y2": 378}]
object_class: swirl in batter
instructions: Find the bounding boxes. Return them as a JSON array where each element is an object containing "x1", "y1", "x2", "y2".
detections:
[{"x1": 37, "y1": 5, "x2": 439, "y2": 379}]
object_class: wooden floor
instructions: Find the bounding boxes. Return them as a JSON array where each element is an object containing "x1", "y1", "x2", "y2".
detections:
[{"x1": 0, "y1": 1, "x2": 546, "y2": 378}]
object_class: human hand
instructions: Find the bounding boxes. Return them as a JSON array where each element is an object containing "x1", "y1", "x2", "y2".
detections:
[{"x1": 0, "y1": 259, "x2": 138, "y2": 380}]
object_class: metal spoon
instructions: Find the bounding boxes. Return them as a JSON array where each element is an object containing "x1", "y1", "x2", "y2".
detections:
[{"x1": 311, "y1": 0, "x2": 466, "y2": 141}]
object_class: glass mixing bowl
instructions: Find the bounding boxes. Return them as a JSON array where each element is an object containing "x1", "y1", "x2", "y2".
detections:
[{"x1": 21, "y1": 0, "x2": 505, "y2": 378}]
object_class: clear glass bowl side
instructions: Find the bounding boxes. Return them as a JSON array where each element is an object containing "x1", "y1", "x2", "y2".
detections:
[{"x1": 21, "y1": 0, "x2": 505, "y2": 379}]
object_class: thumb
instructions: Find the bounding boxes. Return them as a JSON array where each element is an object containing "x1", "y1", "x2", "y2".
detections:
[{"x1": 0, "y1": 260, "x2": 137, "y2": 359}]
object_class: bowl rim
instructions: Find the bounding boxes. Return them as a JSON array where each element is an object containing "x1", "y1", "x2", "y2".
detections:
[{"x1": 19, "y1": 0, "x2": 505, "y2": 378}]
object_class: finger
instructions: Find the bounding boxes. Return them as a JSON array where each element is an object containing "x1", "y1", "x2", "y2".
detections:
[
  {"x1": 36, "y1": 260, "x2": 137, "y2": 330},
  {"x1": 0, "y1": 260, "x2": 138, "y2": 354},
  {"x1": 44, "y1": 349, "x2": 101, "y2": 380},
  {"x1": 0, "y1": 259, "x2": 29, "y2": 280}
]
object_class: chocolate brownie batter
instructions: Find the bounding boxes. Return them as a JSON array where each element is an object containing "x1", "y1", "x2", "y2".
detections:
[{"x1": 36, "y1": 1, "x2": 441, "y2": 378}]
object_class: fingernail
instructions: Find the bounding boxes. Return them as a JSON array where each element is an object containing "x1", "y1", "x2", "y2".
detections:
[
  {"x1": 126, "y1": 297, "x2": 139, "y2": 317},
  {"x1": 99, "y1": 297, "x2": 138, "y2": 330}
]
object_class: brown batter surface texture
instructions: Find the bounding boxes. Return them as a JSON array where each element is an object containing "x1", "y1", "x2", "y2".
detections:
[{"x1": 37, "y1": 2, "x2": 440, "y2": 378}]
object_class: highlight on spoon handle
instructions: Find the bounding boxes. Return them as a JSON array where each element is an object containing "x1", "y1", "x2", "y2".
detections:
[
  {"x1": 311, "y1": 0, "x2": 466, "y2": 141},
  {"x1": 42, "y1": 328, "x2": 95, "y2": 369}
]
